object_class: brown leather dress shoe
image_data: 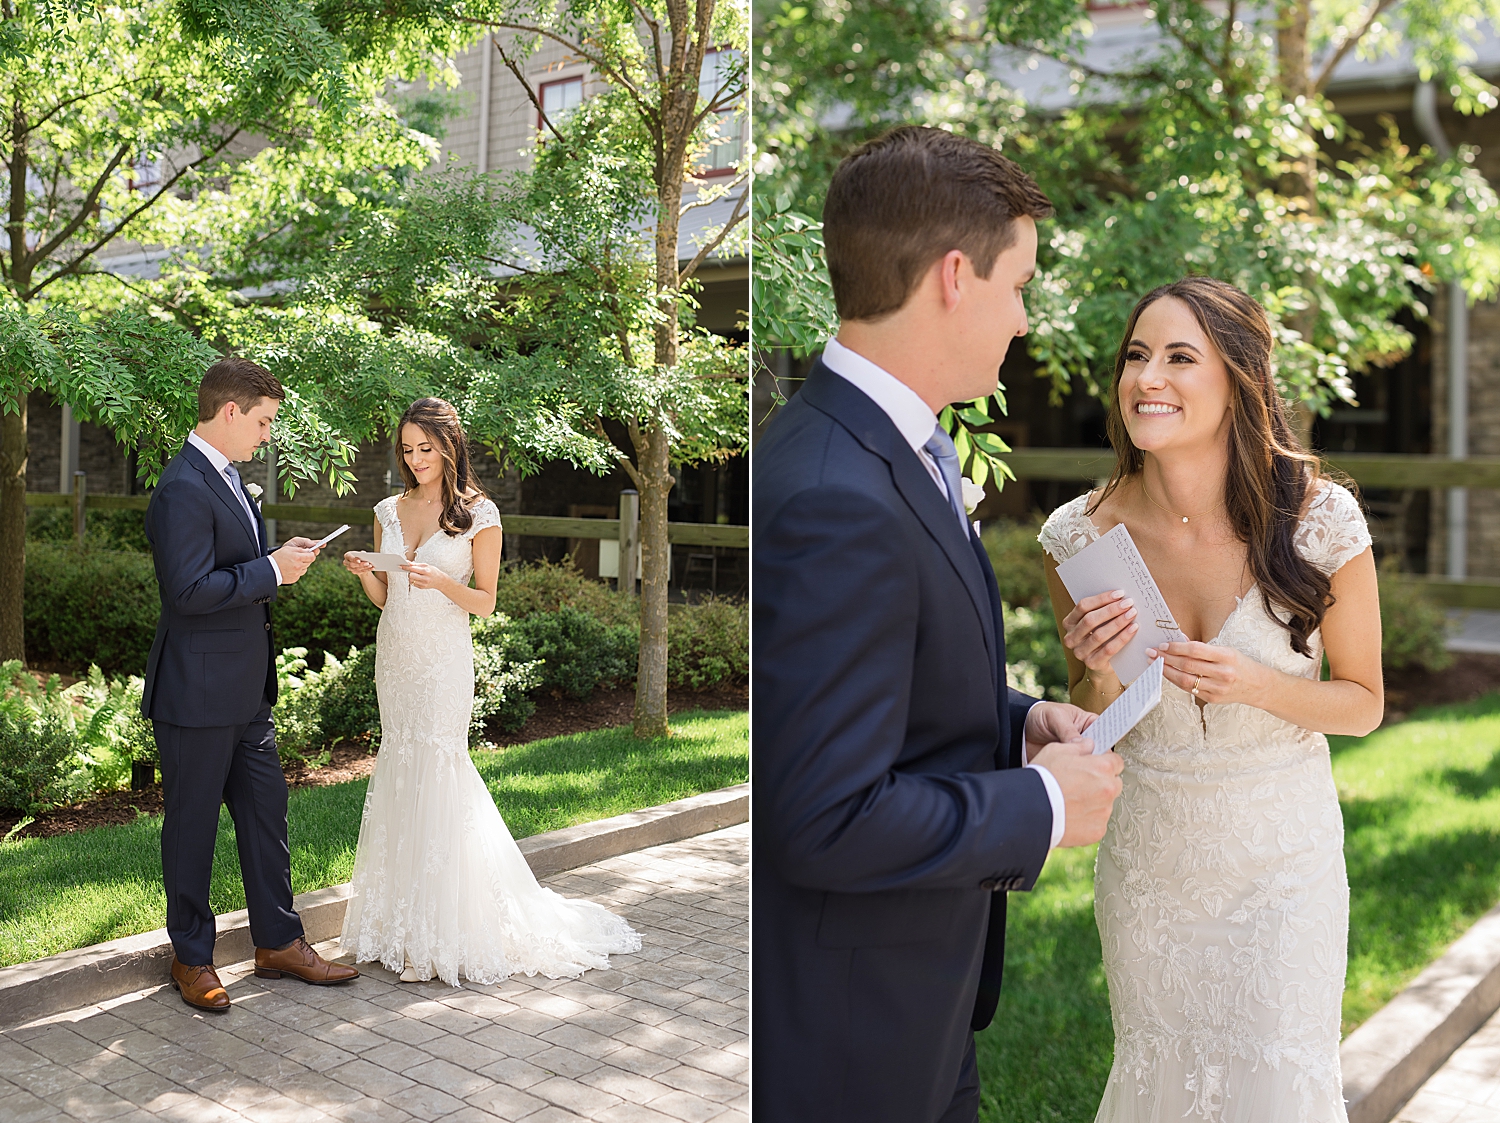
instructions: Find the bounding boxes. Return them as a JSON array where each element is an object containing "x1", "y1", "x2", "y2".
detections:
[
  {"x1": 170, "y1": 957, "x2": 230, "y2": 1011},
  {"x1": 254, "y1": 937, "x2": 360, "y2": 985}
]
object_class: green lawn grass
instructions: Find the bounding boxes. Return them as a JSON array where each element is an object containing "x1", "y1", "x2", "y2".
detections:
[
  {"x1": 0, "y1": 709, "x2": 747, "y2": 969},
  {"x1": 977, "y1": 693, "x2": 1500, "y2": 1122}
]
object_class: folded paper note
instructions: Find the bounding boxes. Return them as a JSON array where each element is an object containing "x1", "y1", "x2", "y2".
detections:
[
  {"x1": 1055, "y1": 521, "x2": 1185, "y2": 685},
  {"x1": 348, "y1": 551, "x2": 408, "y2": 572},
  {"x1": 1087, "y1": 656, "x2": 1164, "y2": 755},
  {"x1": 312, "y1": 524, "x2": 350, "y2": 549}
]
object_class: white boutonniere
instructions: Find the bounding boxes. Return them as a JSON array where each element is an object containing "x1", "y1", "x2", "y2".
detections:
[
  {"x1": 245, "y1": 482, "x2": 264, "y2": 507},
  {"x1": 960, "y1": 477, "x2": 985, "y2": 515}
]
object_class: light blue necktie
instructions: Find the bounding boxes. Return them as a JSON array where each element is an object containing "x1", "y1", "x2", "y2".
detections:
[
  {"x1": 224, "y1": 464, "x2": 260, "y2": 544},
  {"x1": 922, "y1": 425, "x2": 970, "y2": 535}
]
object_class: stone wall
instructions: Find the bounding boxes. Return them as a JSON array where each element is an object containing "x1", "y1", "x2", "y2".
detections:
[{"x1": 26, "y1": 393, "x2": 137, "y2": 496}]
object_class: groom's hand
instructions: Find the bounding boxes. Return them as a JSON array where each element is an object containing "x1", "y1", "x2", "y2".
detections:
[
  {"x1": 1024, "y1": 701, "x2": 1097, "y2": 761},
  {"x1": 270, "y1": 539, "x2": 321, "y2": 584},
  {"x1": 1029, "y1": 741, "x2": 1124, "y2": 847}
]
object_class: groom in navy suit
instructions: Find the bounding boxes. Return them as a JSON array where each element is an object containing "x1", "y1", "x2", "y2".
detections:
[
  {"x1": 143, "y1": 356, "x2": 358, "y2": 1010},
  {"x1": 753, "y1": 128, "x2": 1126, "y2": 1122}
]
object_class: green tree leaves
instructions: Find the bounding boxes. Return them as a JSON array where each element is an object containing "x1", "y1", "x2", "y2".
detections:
[{"x1": 752, "y1": 0, "x2": 1500, "y2": 420}]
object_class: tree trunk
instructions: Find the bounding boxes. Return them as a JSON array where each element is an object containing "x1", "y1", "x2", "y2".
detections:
[
  {"x1": 1276, "y1": 0, "x2": 1316, "y2": 208},
  {"x1": 0, "y1": 390, "x2": 27, "y2": 663},
  {"x1": 630, "y1": 0, "x2": 709, "y2": 739},
  {"x1": 1277, "y1": 0, "x2": 1320, "y2": 438},
  {"x1": 2, "y1": 92, "x2": 30, "y2": 664},
  {"x1": 634, "y1": 425, "x2": 672, "y2": 738}
]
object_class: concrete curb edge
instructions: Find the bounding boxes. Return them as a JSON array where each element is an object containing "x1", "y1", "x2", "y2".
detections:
[
  {"x1": 1342, "y1": 898, "x2": 1500, "y2": 1122},
  {"x1": 0, "y1": 782, "x2": 748, "y2": 1030}
]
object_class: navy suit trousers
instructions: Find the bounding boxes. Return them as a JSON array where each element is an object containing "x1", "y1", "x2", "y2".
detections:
[{"x1": 154, "y1": 698, "x2": 302, "y2": 965}]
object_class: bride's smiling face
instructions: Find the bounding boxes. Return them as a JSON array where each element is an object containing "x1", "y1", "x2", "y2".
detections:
[
  {"x1": 1118, "y1": 296, "x2": 1233, "y2": 455},
  {"x1": 401, "y1": 423, "x2": 445, "y2": 489}
]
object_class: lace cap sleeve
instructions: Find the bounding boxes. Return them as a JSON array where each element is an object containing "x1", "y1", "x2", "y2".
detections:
[
  {"x1": 1038, "y1": 494, "x2": 1099, "y2": 564},
  {"x1": 463, "y1": 498, "x2": 502, "y2": 540},
  {"x1": 1296, "y1": 481, "x2": 1371, "y2": 575},
  {"x1": 374, "y1": 495, "x2": 399, "y2": 530}
]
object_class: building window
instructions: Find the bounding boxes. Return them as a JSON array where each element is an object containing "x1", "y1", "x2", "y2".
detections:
[
  {"x1": 695, "y1": 49, "x2": 743, "y2": 176},
  {"x1": 538, "y1": 76, "x2": 584, "y2": 132}
]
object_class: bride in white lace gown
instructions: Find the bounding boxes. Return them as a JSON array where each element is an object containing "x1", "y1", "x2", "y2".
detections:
[
  {"x1": 1039, "y1": 280, "x2": 1383, "y2": 1122},
  {"x1": 339, "y1": 398, "x2": 639, "y2": 986}
]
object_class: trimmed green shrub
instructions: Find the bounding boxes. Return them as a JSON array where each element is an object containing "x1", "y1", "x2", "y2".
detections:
[
  {"x1": 1378, "y1": 557, "x2": 1454, "y2": 672},
  {"x1": 982, "y1": 515, "x2": 1053, "y2": 610},
  {"x1": 27, "y1": 507, "x2": 152, "y2": 552},
  {"x1": 313, "y1": 645, "x2": 383, "y2": 746},
  {"x1": 494, "y1": 559, "x2": 637, "y2": 627},
  {"x1": 273, "y1": 559, "x2": 382, "y2": 667},
  {"x1": 667, "y1": 598, "x2": 748, "y2": 689},
  {"x1": 473, "y1": 630, "x2": 543, "y2": 737},
  {"x1": 23, "y1": 543, "x2": 159, "y2": 674},
  {"x1": 1004, "y1": 603, "x2": 1071, "y2": 702},
  {"x1": 504, "y1": 607, "x2": 638, "y2": 699},
  {"x1": 22, "y1": 545, "x2": 381, "y2": 675},
  {"x1": 23, "y1": 548, "x2": 750, "y2": 713}
]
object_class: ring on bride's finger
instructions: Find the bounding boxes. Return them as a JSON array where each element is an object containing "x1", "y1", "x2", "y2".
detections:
[{"x1": 1191, "y1": 674, "x2": 1202, "y2": 697}]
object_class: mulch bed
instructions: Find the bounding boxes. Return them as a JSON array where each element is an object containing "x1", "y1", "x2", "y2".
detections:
[
  {"x1": 1382, "y1": 652, "x2": 1500, "y2": 725},
  {"x1": 0, "y1": 684, "x2": 747, "y2": 843}
]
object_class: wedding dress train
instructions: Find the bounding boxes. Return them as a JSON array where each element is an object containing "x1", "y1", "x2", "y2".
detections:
[
  {"x1": 1040, "y1": 481, "x2": 1370, "y2": 1123},
  {"x1": 340, "y1": 495, "x2": 640, "y2": 986}
]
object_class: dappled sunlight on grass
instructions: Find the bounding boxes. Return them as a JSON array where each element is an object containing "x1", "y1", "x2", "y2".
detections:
[
  {"x1": 474, "y1": 710, "x2": 749, "y2": 838},
  {"x1": 1333, "y1": 693, "x2": 1500, "y2": 1031},
  {"x1": 0, "y1": 709, "x2": 747, "y2": 968}
]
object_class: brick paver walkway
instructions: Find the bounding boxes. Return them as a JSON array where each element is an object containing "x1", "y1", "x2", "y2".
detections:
[
  {"x1": 1394, "y1": 1006, "x2": 1500, "y2": 1123},
  {"x1": 0, "y1": 824, "x2": 748, "y2": 1123}
]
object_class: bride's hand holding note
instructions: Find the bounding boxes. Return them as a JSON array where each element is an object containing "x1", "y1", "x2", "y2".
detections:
[
  {"x1": 1147, "y1": 640, "x2": 1271, "y2": 707},
  {"x1": 400, "y1": 560, "x2": 448, "y2": 591},
  {"x1": 1061, "y1": 590, "x2": 1138, "y2": 687}
]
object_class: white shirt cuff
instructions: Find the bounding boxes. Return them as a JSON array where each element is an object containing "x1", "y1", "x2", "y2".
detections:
[
  {"x1": 1025, "y1": 762, "x2": 1066, "y2": 850},
  {"x1": 267, "y1": 555, "x2": 283, "y2": 586}
]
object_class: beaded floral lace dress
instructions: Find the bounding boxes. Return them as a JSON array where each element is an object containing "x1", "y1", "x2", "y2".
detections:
[
  {"x1": 340, "y1": 495, "x2": 640, "y2": 986},
  {"x1": 1039, "y1": 482, "x2": 1370, "y2": 1123}
]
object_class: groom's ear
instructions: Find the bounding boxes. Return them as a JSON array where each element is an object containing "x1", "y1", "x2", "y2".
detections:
[{"x1": 936, "y1": 251, "x2": 967, "y2": 313}]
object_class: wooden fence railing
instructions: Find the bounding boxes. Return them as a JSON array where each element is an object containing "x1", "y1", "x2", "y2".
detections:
[
  {"x1": 1002, "y1": 449, "x2": 1500, "y2": 490},
  {"x1": 1003, "y1": 448, "x2": 1500, "y2": 610},
  {"x1": 23, "y1": 489, "x2": 748, "y2": 549}
]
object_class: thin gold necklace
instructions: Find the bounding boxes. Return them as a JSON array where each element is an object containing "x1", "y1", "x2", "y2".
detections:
[{"x1": 1143, "y1": 480, "x2": 1225, "y2": 525}]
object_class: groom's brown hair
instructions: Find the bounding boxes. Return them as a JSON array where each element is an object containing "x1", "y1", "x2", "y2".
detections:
[
  {"x1": 198, "y1": 356, "x2": 285, "y2": 422},
  {"x1": 823, "y1": 126, "x2": 1053, "y2": 322}
]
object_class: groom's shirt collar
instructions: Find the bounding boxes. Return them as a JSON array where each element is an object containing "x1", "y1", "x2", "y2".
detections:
[
  {"x1": 821, "y1": 337, "x2": 944, "y2": 492},
  {"x1": 187, "y1": 430, "x2": 233, "y2": 475}
]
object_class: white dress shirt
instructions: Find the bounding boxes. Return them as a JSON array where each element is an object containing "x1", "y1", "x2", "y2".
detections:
[
  {"x1": 188, "y1": 431, "x2": 283, "y2": 585},
  {"x1": 821, "y1": 338, "x2": 1066, "y2": 850}
]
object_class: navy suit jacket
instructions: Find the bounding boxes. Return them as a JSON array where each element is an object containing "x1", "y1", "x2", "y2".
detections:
[
  {"x1": 141, "y1": 442, "x2": 280, "y2": 728},
  {"x1": 752, "y1": 361, "x2": 1054, "y2": 1123}
]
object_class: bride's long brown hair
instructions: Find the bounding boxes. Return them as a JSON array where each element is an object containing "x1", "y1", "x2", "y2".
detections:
[
  {"x1": 1087, "y1": 277, "x2": 1338, "y2": 657},
  {"x1": 396, "y1": 398, "x2": 487, "y2": 536}
]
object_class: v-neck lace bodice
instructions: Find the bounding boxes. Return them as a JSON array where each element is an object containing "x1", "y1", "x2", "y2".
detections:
[{"x1": 1039, "y1": 481, "x2": 1370, "y2": 1123}]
